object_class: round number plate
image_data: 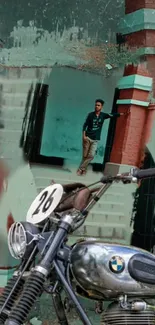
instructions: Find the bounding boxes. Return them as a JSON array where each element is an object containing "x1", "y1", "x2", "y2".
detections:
[{"x1": 26, "y1": 184, "x2": 63, "y2": 224}]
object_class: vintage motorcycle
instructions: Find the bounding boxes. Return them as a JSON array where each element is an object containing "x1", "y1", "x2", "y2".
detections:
[{"x1": 1, "y1": 167, "x2": 155, "y2": 325}]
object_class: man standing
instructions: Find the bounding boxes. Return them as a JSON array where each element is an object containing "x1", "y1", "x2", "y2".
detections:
[{"x1": 77, "y1": 99, "x2": 129, "y2": 176}]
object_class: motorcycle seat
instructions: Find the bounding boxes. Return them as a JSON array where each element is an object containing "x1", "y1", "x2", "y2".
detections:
[
  {"x1": 128, "y1": 253, "x2": 155, "y2": 285},
  {"x1": 55, "y1": 183, "x2": 92, "y2": 212}
]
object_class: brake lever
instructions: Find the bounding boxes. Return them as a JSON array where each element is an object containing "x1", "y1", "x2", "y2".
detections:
[
  {"x1": 122, "y1": 179, "x2": 132, "y2": 184},
  {"x1": 116, "y1": 172, "x2": 138, "y2": 184}
]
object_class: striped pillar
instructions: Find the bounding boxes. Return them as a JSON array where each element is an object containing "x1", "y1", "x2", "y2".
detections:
[
  {"x1": 119, "y1": 0, "x2": 155, "y2": 96},
  {"x1": 108, "y1": 64, "x2": 153, "y2": 169}
]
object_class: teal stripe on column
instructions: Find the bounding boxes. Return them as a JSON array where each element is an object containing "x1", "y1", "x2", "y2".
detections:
[
  {"x1": 118, "y1": 75, "x2": 152, "y2": 91},
  {"x1": 119, "y1": 9, "x2": 155, "y2": 35},
  {"x1": 139, "y1": 47, "x2": 155, "y2": 55},
  {"x1": 117, "y1": 99, "x2": 150, "y2": 107}
]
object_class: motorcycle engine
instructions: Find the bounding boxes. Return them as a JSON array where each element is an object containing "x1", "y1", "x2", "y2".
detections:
[{"x1": 100, "y1": 300, "x2": 155, "y2": 325}]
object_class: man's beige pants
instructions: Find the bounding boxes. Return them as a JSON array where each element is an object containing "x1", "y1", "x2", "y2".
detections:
[{"x1": 79, "y1": 137, "x2": 98, "y2": 172}]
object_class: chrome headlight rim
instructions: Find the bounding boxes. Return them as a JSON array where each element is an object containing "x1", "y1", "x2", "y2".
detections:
[
  {"x1": 8, "y1": 222, "x2": 27, "y2": 260},
  {"x1": 8, "y1": 221, "x2": 39, "y2": 260}
]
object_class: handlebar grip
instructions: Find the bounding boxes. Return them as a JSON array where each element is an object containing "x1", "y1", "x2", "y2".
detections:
[{"x1": 132, "y1": 167, "x2": 155, "y2": 180}]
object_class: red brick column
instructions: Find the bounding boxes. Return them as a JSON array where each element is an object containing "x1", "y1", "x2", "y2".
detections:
[
  {"x1": 125, "y1": 0, "x2": 155, "y2": 14},
  {"x1": 109, "y1": 64, "x2": 153, "y2": 167},
  {"x1": 124, "y1": 0, "x2": 155, "y2": 96}
]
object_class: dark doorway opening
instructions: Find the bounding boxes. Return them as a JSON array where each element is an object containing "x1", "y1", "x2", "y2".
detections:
[
  {"x1": 131, "y1": 148, "x2": 155, "y2": 252},
  {"x1": 21, "y1": 82, "x2": 64, "y2": 166},
  {"x1": 21, "y1": 72, "x2": 122, "y2": 171},
  {"x1": 102, "y1": 87, "x2": 120, "y2": 169}
]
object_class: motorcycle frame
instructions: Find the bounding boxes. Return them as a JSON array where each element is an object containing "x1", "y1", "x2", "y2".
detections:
[
  {"x1": 0, "y1": 182, "x2": 115, "y2": 325},
  {"x1": 36, "y1": 182, "x2": 112, "y2": 325},
  {"x1": 3, "y1": 168, "x2": 155, "y2": 325},
  {"x1": 51, "y1": 256, "x2": 93, "y2": 325}
]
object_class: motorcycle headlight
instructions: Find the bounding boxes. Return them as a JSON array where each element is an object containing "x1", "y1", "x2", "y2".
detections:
[{"x1": 8, "y1": 221, "x2": 40, "y2": 260}]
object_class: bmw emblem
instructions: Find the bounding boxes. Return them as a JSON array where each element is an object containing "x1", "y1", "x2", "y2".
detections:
[{"x1": 109, "y1": 256, "x2": 125, "y2": 274}]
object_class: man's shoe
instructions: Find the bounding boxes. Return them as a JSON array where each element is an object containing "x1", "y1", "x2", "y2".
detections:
[{"x1": 77, "y1": 168, "x2": 83, "y2": 176}]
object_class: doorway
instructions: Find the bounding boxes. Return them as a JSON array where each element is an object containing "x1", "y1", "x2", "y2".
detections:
[{"x1": 40, "y1": 66, "x2": 122, "y2": 167}]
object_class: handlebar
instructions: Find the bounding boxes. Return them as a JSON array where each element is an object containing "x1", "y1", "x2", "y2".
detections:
[
  {"x1": 50, "y1": 167, "x2": 155, "y2": 231},
  {"x1": 100, "y1": 167, "x2": 155, "y2": 184},
  {"x1": 131, "y1": 167, "x2": 155, "y2": 180}
]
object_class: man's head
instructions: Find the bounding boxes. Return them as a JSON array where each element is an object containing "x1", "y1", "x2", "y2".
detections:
[{"x1": 95, "y1": 99, "x2": 104, "y2": 113}]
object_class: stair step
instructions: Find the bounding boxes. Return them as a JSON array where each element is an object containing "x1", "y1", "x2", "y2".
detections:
[
  {"x1": 91, "y1": 202, "x2": 124, "y2": 213},
  {"x1": 1, "y1": 81, "x2": 36, "y2": 93},
  {"x1": 1, "y1": 107, "x2": 26, "y2": 119},
  {"x1": 0, "y1": 118, "x2": 27, "y2": 131},
  {"x1": 34, "y1": 174, "x2": 125, "y2": 189},
  {"x1": 74, "y1": 221, "x2": 127, "y2": 239},
  {"x1": 36, "y1": 186, "x2": 124, "y2": 201},
  {"x1": 36, "y1": 186, "x2": 125, "y2": 214},
  {"x1": 0, "y1": 78, "x2": 37, "y2": 84},
  {"x1": 31, "y1": 166, "x2": 128, "y2": 190},
  {"x1": 3, "y1": 92, "x2": 29, "y2": 97},
  {"x1": 0, "y1": 67, "x2": 41, "y2": 79},
  {"x1": 88, "y1": 210, "x2": 125, "y2": 222},
  {"x1": 0, "y1": 129, "x2": 21, "y2": 142},
  {"x1": 2, "y1": 95, "x2": 28, "y2": 107}
]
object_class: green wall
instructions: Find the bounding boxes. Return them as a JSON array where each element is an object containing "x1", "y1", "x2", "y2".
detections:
[{"x1": 41, "y1": 66, "x2": 122, "y2": 164}]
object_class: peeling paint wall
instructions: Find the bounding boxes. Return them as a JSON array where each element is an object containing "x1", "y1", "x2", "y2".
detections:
[{"x1": 0, "y1": 0, "x2": 125, "y2": 67}]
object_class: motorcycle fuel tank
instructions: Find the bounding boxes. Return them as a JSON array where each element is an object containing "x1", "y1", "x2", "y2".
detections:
[{"x1": 70, "y1": 240, "x2": 155, "y2": 300}]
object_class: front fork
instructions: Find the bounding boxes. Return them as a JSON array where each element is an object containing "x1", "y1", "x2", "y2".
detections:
[
  {"x1": 50, "y1": 281, "x2": 69, "y2": 325},
  {"x1": 5, "y1": 216, "x2": 93, "y2": 325}
]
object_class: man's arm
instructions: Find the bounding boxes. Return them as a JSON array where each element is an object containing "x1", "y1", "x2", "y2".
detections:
[
  {"x1": 104, "y1": 110, "x2": 130, "y2": 119},
  {"x1": 83, "y1": 114, "x2": 90, "y2": 139}
]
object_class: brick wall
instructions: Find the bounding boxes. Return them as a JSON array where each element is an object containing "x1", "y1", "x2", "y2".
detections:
[
  {"x1": 146, "y1": 55, "x2": 155, "y2": 95},
  {"x1": 126, "y1": 30, "x2": 155, "y2": 48},
  {"x1": 125, "y1": 0, "x2": 155, "y2": 14},
  {"x1": 124, "y1": 0, "x2": 155, "y2": 97},
  {"x1": 119, "y1": 89, "x2": 150, "y2": 102},
  {"x1": 123, "y1": 64, "x2": 150, "y2": 77},
  {"x1": 110, "y1": 105, "x2": 147, "y2": 166},
  {"x1": 110, "y1": 64, "x2": 153, "y2": 166}
]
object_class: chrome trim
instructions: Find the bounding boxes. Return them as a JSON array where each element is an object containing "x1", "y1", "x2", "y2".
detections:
[
  {"x1": 13, "y1": 271, "x2": 31, "y2": 278},
  {"x1": 62, "y1": 214, "x2": 73, "y2": 225},
  {"x1": 34, "y1": 265, "x2": 48, "y2": 276},
  {"x1": 70, "y1": 241, "x2": 155, "y2": 299}
]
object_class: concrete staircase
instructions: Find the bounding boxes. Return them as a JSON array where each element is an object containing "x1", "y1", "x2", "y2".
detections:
[
  {"x1": 0, "y1": 68, "x2": 36, "y2": 172},
  {"x1": 31, "y1": 164, "x2": 135, "y2": 245},
  {"x1": 0, "y1": 67, "x2": 51, "y2": 172}
]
